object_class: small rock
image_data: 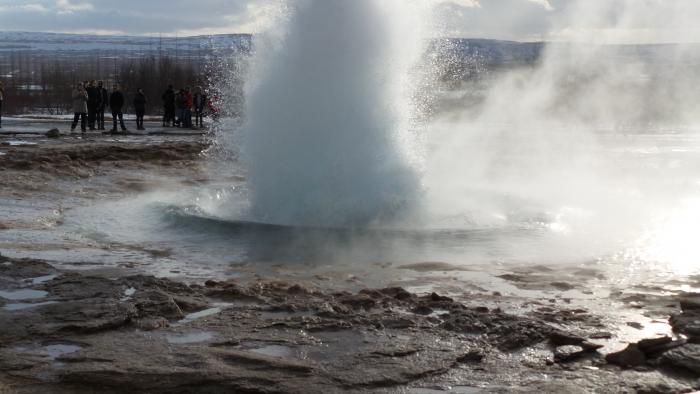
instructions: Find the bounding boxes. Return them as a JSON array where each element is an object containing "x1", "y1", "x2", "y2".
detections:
[
  {"x1": 430, "y1": 292, "x2": 453, "y2": 302},
  {"x1": 411, "y1": 305, "x2": 433, "y2": 315},
  {"x1": 590, "y1": 331, "x2": 613, "y2": 339},
  {"x1": 626, "y1": 322, "x2": 644, "y2": 330},
  {"x1": 550, "y1": 331, "x2": 586, "y2": 346},
  {"x1": 551, "y1": 282, "x2": 575, "y2": 291},
  {"x1": 554, "y1": 345, "x2": 586, "y2": 363},
  {"x1": 46, "y1": 128, "x2": 61, "y2": 138},
  {"x1": 605, "y1": 344, "x2": 647, "y2": 368},
  {"x1": 456, "y1": 351, "x2": 484, "y2": 364}
]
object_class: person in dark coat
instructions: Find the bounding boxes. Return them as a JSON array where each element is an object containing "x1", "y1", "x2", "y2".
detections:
[
  {"x1": 70, "y1": 82, "x2": 88, "y2": 132},
  {"x1": 86, "y1": 80, "x2": 101, "y2": 130},
  {"x1": 133, "y1": 88, "x2": 147, "y2": 130},
  {"x1": 0, "y1": 80, "x2": 4, "y2": 129},
  {"x1": 109, "y1": 84, "x2": 127, "y2": 132},
  {"x1": 161, "y1": 85, "x2": 175, "y2": 127},
  {"x1": 96, "y1": 80, "x2": 109, "y2": 130},
  {"x1": 174, "y1": 89, "x2": 185, "y2": 127},
  {"x1": 193, "y1": 86, "x2": 207, "y2": 129}
]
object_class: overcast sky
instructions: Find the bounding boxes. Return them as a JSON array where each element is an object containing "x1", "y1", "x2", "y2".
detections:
[{"x1": 0, "y1": 0, "x2": 699, "y2": 43}]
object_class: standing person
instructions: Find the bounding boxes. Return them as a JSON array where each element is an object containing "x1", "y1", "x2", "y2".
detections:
[
  {"x1": 0, "y1": 81, "x2": 4, "y2": 129},
  {"x1": 70, "y1": 82, "x2": 88, "y2": 133},
  {"x1": 174, "y1": 88, "x2": 185, "y2": 127},
  {"x1": 193, "y1": 87, "x2": 207, "y2": 129},
  {"x1": 86, "y1": 80, "x2": 101, "y2": 130},
  {"x1": 161, "y1": 85, "x2": 175, "y2": 127},
  {"x1": 183, "y1": 86, "x2": 193, "y2": 128},
  {"x1": 109, "y1": 84, "x2": 127, "y2": 133},
  {"x1": 133, "y1": 88, "x2": 147, "y2": 130},
  {"x1": 96, "y1": 80, "x2": 109, "y2": 130}
]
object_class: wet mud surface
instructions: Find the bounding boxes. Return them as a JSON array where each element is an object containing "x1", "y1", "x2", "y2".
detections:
[
  {"x1": 0, "y1": 256, "x2": 698, "y2": 394},
  {"x1": 1, "y1": 129, "x2": 700, "y2": 393}
]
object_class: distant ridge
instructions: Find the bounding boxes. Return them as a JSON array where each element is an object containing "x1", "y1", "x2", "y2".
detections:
[{"x1": 0, "y1": 31, "x2": 252, "y2": 52}]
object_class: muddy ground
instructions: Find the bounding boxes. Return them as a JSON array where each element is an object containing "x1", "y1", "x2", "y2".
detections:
[{"x1": 1, "y1": 120, "x2": 700, "y2": 393}]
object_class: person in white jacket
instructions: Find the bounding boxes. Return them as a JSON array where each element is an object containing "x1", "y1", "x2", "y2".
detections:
[{"x1": 70, "y1": 82, "x2": 88, "y2": 132}]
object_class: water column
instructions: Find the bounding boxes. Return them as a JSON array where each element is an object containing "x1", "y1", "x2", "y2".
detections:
[{"x1": 242, "y1": 0, "x2": 427, "y2": 227}]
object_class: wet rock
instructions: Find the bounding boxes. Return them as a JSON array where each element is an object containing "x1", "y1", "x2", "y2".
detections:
[
  {"x1": 287, "y1": 284, "x2": 314, "y2": 295},
  {"x1": 456, "y1": 351, "x2": 484, "y2": 364},
  {"x1": 554, "y1": 345, "x2": 587, "y2": 363},
  {"x1": 606, "y1": 344, "x2": 647, "y2": 368},
  {"x1": 429, "y1": 292, "x2": 453, "y2": 302},
  {"x1": 441, "y1": 310, "x2": 553, "y2": 350},
  {"x1": 379, "y1": 287, "x2": 413, "y2": 301},
  {"x1": 590, "y1": 331, "x2": 614, "y2": 339},
  {"x1": 380, "y1": 317, "x2": 416, "y2": 329},
  {"x1": 171, "y1": 295, "x2": 209, "y2": 313},
  {"x1": 626, "y1": 322, "x2": 644, "y2": 330},
  {"x1": 339, "y1": 294, "x2": 376, "y2": 310},
  {"x1": 550, "y1": 331, "x2": 587, "y2": 347},
  {"x1": 133, "y1": 317, "x2": 169, "y2": 331},
  {"x1": 133, "y1": 290, "x2": 185, "y2": 320},
  {"x1": 411, "y1": 305, "x2": 434, "y2": 315},
  {"x1": 551, "y1": 282, "x2": 575, "y2": 291},
  {"x1": 679, "y1": 293, "x2": 700, "y2": 311},
  {"x1": 671, "y1": 311, "x2": 700, "y2": 337},
  {"x1": 660, "y1": 344, "x2": 700, "y2": 375},
  {"x1": 46, "y1": 128, "x2": 60, "y2": 138}
]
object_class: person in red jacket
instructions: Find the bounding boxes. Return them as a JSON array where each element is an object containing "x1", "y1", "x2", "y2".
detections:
[{"x1": 183, "y1": 86, "x2": 193, "y2": 128}]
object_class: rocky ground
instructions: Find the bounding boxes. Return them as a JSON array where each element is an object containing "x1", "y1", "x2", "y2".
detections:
[{"x1": 1, "y1": 118, "x2": 700, "y2": 393}]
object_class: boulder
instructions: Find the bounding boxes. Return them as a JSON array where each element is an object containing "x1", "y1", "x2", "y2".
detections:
[
  {"x1": 46, "y1": 128, "x2": 60, "y2": 138},
  {"x1": 660, "y1": 344, "x2": 700, "y2": 375}
]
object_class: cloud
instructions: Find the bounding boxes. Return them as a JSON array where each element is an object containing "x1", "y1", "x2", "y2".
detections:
[
  {"x1": 0, "y1": 3, "x2": 50, "y2": 12},
  {"x1": 55, "y1": 0, "x2": 94, "y2": 14},
  {"x1": 435, "y1": 0, "x2": 480, "y2": 7},
  {"x1": 0, "y1": 0, "x2": 698, "y2": 43},
  {"x1": 527, "y1": 0, "x2": 553, "y2": 11}
]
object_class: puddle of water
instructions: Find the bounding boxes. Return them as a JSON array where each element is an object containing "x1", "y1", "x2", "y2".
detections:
[
  {"x1": 27, "y1": 274, "x2": 58, "y2": 285},
  {"x1": 0, "y1": 289, "x2": 48, "y2": 300},
  {"x1": 176, "y1": 303, "x2": 232, "y2": 325},
  {"x1": 4, "y1": 140, "x2": 38, "y2": 146},
  {"x1": 249, "y1": 344, "x2": 297, "y2": 359},
  {"x1": 13, "y1": 342, "x2": 82, "y2": 361},
  {"x1": 43, "y1": 344, "x2": 82, "y2": 360},
  {"x1": 120, "y1": 287, "x2": 137, "y2": 302},
  {"x1": 166, "y1": 331, "x2": 214, "y2": 344},
  {"x1": 3, "y1": 301, "x2": 58, "y2": 311},
  {"x1": 410, "y1": 387, "x2": 481, "y2": 394}
]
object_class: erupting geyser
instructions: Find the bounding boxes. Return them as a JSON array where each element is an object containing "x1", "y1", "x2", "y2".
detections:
[{"x1": 242, "y1": 0, "x2": 428, "y2": 228}]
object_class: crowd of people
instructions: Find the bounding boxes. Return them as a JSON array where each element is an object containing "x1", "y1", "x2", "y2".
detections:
[
  {"x1": 160, "y1": 85, "x2": 210, "y2": 129},
  {"x1": 70, "y1": 80, "x2": 212, "y2": 133}
]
